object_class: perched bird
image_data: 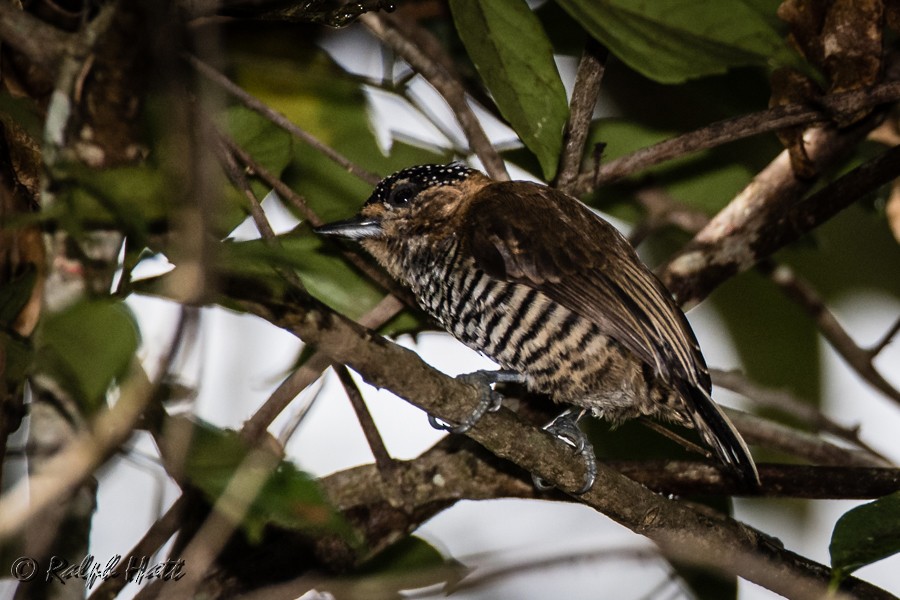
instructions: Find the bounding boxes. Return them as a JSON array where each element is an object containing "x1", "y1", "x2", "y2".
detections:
[{"x1": 316, "y1": 163, "x2": 759, "y2": 492}]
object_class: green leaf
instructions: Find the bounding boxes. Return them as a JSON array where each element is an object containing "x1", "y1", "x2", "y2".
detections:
[
  {"x1": 217, "y1": 226, "x2": 421, "y2": 334},
  {"x1": 450, "y1": 0, "x2": 568, "y2": 180},
  {"x1": 35, "y1": 300, "x2": 140, "y2": 414},
  {"x1": 830, "y1": 492, "x2": 900, "y2": 578},
  {"x1": 219, "y1": 105, "x2": 295, "y2": 235},
  {"x1": 356, "y1": 536, "x2": 447, "y2": 575},
  {"x1": 52, "y1": 162, "x2": 171, "y2": 238},
  {"x1": 555, "y1": 0, "x2": 807, "y2": 84},
  {"x1": 180, "y1": 417, "x2": 356, "y2": 543},
  {"x1": 0, "y1": 266, "x2": 37, "y2": 329},
  {"x1": 352, "y1": 536, "x2": 467, "y2": 592}
]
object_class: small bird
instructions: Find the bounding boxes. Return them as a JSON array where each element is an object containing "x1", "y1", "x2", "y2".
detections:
[{"x1": 316, "y1": 163, "x2": 759, "y2": 492}]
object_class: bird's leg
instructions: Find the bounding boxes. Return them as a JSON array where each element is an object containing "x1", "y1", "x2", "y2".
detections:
[
  {"x1": 428, "y1": 369, "x2": 523, "y2": 434},
  {"x1": 533, "y1": 407, "x2": 597, "y2": 494}
]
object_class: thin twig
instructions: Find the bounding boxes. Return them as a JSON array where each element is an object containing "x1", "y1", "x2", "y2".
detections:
[
  {"x1": 711, "y1": 368, "x2": 891, "y2": 464},
  {"x1": 361, "y1": 12, "x2": 509, "y2": 181},
  {"x1": 88, "y1": 496, "x2": 188, "y2": 600},
  {"x1": 762, "y1": 261, "x2": 900, "y2": 407},
  {"x1": 727, "y1": 410, "x2": 889, "y2": 468},
  {"x1": 555, "y1": 41, "x2": 607, "y2": 193},
  {"x1": 869, "y1": 314, "x2": 900, "y2": 357},
  {"x1": 334, "y1": 364, "x2": 397, "y2": 477},
  {"x1": 213, "y1": 131, "x2": 309, "y2": 293},
  {"x1": 187, "y1": 54, "x2": 381, "y2": 186},
  {"x1": 570, "y1": 80, "x2": 900, "y2": 196},
  {"x1": 241, "y1": 294, "x2": 405, "y2": 445}
]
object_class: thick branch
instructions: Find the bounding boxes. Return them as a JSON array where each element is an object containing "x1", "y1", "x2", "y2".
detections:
[
  {"x1": 217, "y1": 278, "x2": 890, "y2": 599},
  {"x1": 660, "y1": 122, "x2": 899, "y2": 306}
]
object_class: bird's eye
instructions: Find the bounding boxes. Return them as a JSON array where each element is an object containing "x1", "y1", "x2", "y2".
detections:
[{"x1": 386, "y1": 182, "x2": 419, "y2": 207}]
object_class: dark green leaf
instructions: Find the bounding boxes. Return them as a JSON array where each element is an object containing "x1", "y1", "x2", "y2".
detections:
[
  {"x1": 830, "y1": 492, "x2": 900, "y2": 577},
  {"x1": 351, "y1": 536, "x2": 467, "y2": 593},
  {"x1": 222, "y1": 104, "x2": 294, "y2": 225},
  {"x1": 52, "y1": 162, "x2": 171, "y2": 238},
  {"x1": 555, "y1": 0, "x2": 807, "y2": 83},
  {"x1": 0, "y1": 266, "x2": 37, "y2": 329},
  {"x1": 217, "y1": 226, "x2": 421, "y2": 334},
  {"x1": 450, "y1": 0, "x2": 568, "y2": 179},
  {"x1": 35, "y1": 300, "x2": 140, "y2": 414},
  {"x1": 356, "y1": 536, "x2": 447, "y2": 575},
  {"x1": 181, "y1": 417, "x2": 356, "y2": 543}
]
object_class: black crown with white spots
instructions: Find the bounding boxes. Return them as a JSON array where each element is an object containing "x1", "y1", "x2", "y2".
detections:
[{"x1": 366, "y1": 163, "x2": 476, "y2": 207}]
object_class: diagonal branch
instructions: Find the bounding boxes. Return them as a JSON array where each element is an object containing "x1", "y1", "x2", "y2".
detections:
[
  {"x1": 762, "y1": 261, "x2": 900, "y2": 407},
  {"x1": 660, "y1": 122, "x2": 900, "y2": 307},
  {"x1": 360, "y1": 12, "x2": 509, "y2": 181},
  {"x1": 570, "y1": 80, "x2": 900, "y2": 196},
  {"x1": 214, "y1": 274, "x2": 890, "y2": 599}
]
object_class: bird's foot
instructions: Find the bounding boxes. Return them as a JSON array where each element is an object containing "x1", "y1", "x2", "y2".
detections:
[
  {"x1": 428, "y1": 369, "x2": 523, "y2": 434},
  {"x1": 533, "y1": 408, "x2": 597, "y2": 494}
]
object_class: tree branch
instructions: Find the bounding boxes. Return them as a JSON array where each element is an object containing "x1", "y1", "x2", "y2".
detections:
[
  {"x1": 360, "y1": 12, "x2": 509, "y2": 181},
  {"x1": 660, "y1": 121, "x2": 898, "y2": 307},
  {"x1": 570, "y1": 81, "x2": 900, "y2": 196},
  {"x1": 213, "y1": 275, "x2": 891, "y2": 599},
  {"x1": 555, "y1": 41, "x2": 607, "y2": 193}
]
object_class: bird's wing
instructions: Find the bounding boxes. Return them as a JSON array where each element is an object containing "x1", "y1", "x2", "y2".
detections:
[{"x1": 461, "y1": 181, "x2": 710, "y2": 389}]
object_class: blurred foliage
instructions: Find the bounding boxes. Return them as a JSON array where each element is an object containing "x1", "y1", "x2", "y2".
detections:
[
  {"x1": 178, "y1": 417, "x2": 357, "y2": 544},
  {"x1": 10, "y1": 0, "x2": 900, "y2": 595},
  {"x1": 34, "y1": 299, "x2": 139, "y2": 415}
]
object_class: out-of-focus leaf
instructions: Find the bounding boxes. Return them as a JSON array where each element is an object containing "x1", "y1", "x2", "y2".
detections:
[
  {"x1": 555, "y1": 0, "x2": 807, "y2": 84},
  {"x1": 51, "y1": 162, "x2": 171, "y2": 237},
  {"x1": 35, "y1": 300, "x2": 140, "y2": 414},
  {"x1": 0, "y1": 267, "x2": 36, "y2": 328},
  {"x1": 357, "y1": 536, "x2": 448, "y2": 575},
  {"x1": 217, "y1": 226, "x2": 421, "y2": 334},
  {"x1": 710, "y1": 269, "x2": 820, "y2": 407},
  {"x1": 0, "y1": 331, "x2": 32, "y2": 398},
  {"x1": 230, "y1": 47, "x2": 451, "y2": 222},
  {"x1": 180, "y1": 417, "x2": 356, "y2": 543},
  {"x1": 830, "y1": 492, "x2": 900, "y2": 578},
  {"x1": 450, "y1": 0, "x2": 568, "y2": 180},
  {"x1": 226, "y1": 105, "x2": 293, "y2": 182},
  {"x1": 219, "y1": 106, "x2": 294, "y2": 235},
  {"x1": 351, "y1": 536, "x2": 467, "y2": 593}
]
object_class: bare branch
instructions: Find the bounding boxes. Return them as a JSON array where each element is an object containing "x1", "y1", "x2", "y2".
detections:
[
  {"x1": 763, "y1": 261, "x2": 900, "y2": 407},
  {"x1": 555, "y1": 42, "x2": 607, "y2": 193},
  {"x1": 216, "y1": 275, "x2": 890, "y2": 599},
  {"x1": 334, "y1": 364, "x2": 397, "y2": 478},
  {"x1": 361, "y1": 12, "x2": 509, "y2": 181},
  {"x1": 660, "y1": 121, "x2": 897, "y2": 307},
  {"x1": 188, "y1": 55, "x2": 381, "y2": 186},
  {"x1": 570, "y1": 81, "x2": 900, "y2": 196},
  {"x1": 712, "y1": 368, "x2": 891, "y2": 464}
]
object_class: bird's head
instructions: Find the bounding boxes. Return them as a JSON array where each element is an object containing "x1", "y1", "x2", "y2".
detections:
[{"x1": 315, "y1": 163, "x2": 489, "y2": 243}]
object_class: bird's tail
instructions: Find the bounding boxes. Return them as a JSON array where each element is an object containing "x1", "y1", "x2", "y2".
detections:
[{"x1": 677, "y1": 381, "x2": 760, "y2": 489}]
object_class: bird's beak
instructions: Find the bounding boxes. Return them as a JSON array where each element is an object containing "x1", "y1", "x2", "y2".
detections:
[{"x1": 314, "y1": 215, "x2": 382, "y2": 240}]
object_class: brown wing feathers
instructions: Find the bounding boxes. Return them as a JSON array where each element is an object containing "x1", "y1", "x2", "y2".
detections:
[{"x1": 464, "y1": 181, "x2": 707, "y2": 389}]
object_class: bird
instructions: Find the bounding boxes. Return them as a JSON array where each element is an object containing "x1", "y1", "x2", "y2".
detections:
[{"x1": 315, "y1": 163, "x2": 759, "y2": 493}]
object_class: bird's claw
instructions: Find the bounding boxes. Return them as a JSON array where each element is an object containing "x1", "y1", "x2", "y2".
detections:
[
  {"x1": 427, "y1": 370, "x2": 520, "y2": 434},
  {"x1": 532, "y1": 409, "x2": 597, "y2": 494}
]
